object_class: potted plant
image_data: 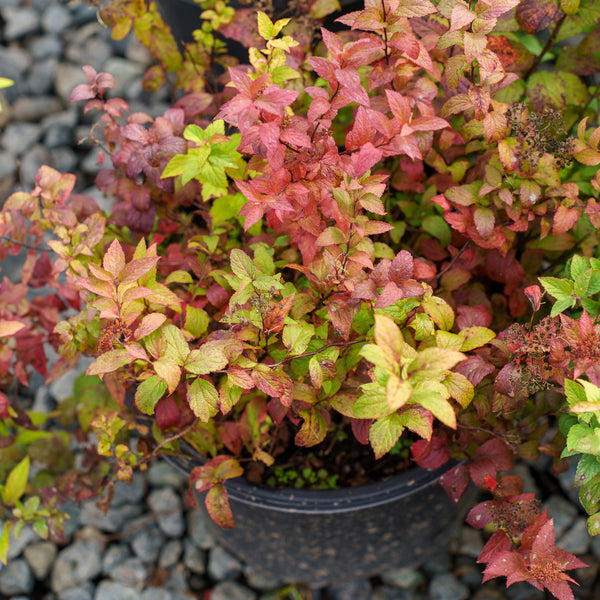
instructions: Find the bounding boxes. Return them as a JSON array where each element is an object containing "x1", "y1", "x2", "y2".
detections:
[{"x1": 1, "y1": 0, "x2": 600, "y2": 597}]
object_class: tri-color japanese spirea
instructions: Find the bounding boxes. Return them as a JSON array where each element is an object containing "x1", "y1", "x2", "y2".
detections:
[{"x1": 1, "y1": 0, "x2": 600, "y2": 596}]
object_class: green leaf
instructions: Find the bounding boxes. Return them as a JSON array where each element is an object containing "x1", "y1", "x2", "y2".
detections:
[
  {"x1": 3, "y1": 457, "x2": 30, "y2": 506},
  {"x1": 360, "y1": 343, "x2": 397, "y2": 375},
  {"x1": 188, "y1": 378, "x2": 219, "y2": 422},
  {"x1": 354, "y1": 383, "x2": 394, "y2": 419},
  {"x1": 526, "y1": 71, "x2": 589, "y2": 111},
  {"x1": 570, "y1": 255, "x2": 590, "y2": 279},
  {"x1": 421, "y1": 296, "x2": 455, "y2": 330},
  {"x1": 574, "y1": 269, "x2": 592, "y2": 297},
  {"x1": 551, "y1": 296, "x2": 576, "y2": 317},
  {"x1": 421, "y1": 215, "x2": 452, "y2": 246},
  {"x1": 214, "y1": 457, "x2": 244, "y2": 480},
  {"x1": 587, "y1": 512, "x2": 600, "y2": 536},
  {"x1": 135, "y1": 375, "x2": 167, "y2": 415},
  {"x1": 154, "y1": 357, "x2": 181, "y2": 393},
  {"x1": 283, "y1": 322, "x2": 315, "y2": 356},
  {"x1": 459, "y1": 327, "x2": 495, "y2": 351},
  {"x1": 399, "y1": 407, "x2": 433, "y2": 440},
  {"x1": 565, "y1": 379, "x2": 587, "y2": 409},
  {"x1": 408, "y1": 348, "x2": 465, "y2": 378},
  {"x1": 163, "y1": 325, "x2": 190, "y2": 365},
  {"x1": 0, "y1": 521, "x2": 12, "y2": 565},
  {"x1": 567, "y1": 423, "x2": 600, "y2": 454},
  {"x1": 369, "y1": 414, "x2": 405, "y2": 459},
  {"x1": 580, "y1": 473, "x2": 600, "y2": 514},
  {"x1": 257, "y1": 11, "x2": 274, "y2": 39},
  {"x1": 185, "y1": 307, "x2": 209, "y2": 338},
  {"x1": 185, "y1": 342, "x2": 228, "y2": 375},
  {"x1": 588, "y1": 271, "x2": 600, "y2": 295},
  {"x1": 443, "y1": 371, "x2": 474, "y2": 408},
  {"x1": 386, "y1": 375, "x2": 412, "y2": 411},
  {"x1": 230, "y1": 249, "x2": 256, "y2": 280},
  {"x1": 87, "y1": 349, "x2": 133, "y2": 377},
  {"x1": 411, "y1": 386, "x2": 457, "y2": 428},
  {"x1": 210, "y1": 193, "x2": 246, "y2": 227},
  {"x1": 539, "y1": 277, "x2": 574, "y2": 299}
]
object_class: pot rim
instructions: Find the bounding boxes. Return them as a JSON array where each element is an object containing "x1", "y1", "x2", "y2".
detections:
[{"x1": 165, "y1": 444, "x2": 456, "y2": 514}]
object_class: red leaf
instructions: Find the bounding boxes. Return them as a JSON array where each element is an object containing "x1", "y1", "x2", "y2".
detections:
[
  {"x1": 439, "y1": 463, "x2": 470, "y2": 502},
  {"x1": 524, "y1": 285, "x2": 542, "y2": 312},
  {"x1": 482, "y1": 550, "x2": 529, "y2": 584},
  {"x1": 411, "y1": 435, "x2": 450, "y2": 469},
  {"x1": 389, "y1": 250, "x2": 414, "y2": 283},
  {"x1": 263, "y1": 294, "x2": 294, "y2": 335},
  {"x1": 516, "y1": 0, "x2": 563, "y2": 33},
  {"x1": 475, "y1": 439, "x2": 514, "y2": 472}
]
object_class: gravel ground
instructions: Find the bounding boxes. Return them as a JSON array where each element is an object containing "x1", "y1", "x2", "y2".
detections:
[{"x1": 1, "y1": 1, "x2": 600, "y2": 599}]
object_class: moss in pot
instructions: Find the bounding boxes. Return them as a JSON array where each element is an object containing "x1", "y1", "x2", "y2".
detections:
[{"x1": 2, "y1": 0, "x2": 600, "y2": 597}]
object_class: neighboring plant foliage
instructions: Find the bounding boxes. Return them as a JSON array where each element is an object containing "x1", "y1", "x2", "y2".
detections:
[{"x1": 1, "y1": 0, "x2": 600, "y2": 597}]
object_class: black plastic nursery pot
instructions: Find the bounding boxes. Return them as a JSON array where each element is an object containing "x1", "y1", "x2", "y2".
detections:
[{"x1": 166, "y1": 451, "x2": 471, "y2": 585}]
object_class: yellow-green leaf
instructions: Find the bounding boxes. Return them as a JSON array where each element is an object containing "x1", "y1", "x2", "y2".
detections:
[{"x1": 3, "y1": 457, "x2": 30, "y2": 507}]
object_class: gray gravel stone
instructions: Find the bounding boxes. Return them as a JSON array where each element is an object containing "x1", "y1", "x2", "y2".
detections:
[
  {"x1": 29, "y1": 34, "x2": 63, "y2": 60},
  {"x1": 2, "y1": 122, "x2": 41, "y2": 156},
  {"x1": 147, "y1": 461, "x2": 188, "y2": 490},
  {"x1": 54, "y1": 63, "x2": 89, "y2": 104},
  {"x1": 428, "y1": 574, "x2": 469, "y2": 600},
  {"x1": 79, "y1": 500, "x2": 143, "y2": 533},
  {"x1": 207, "y1": 545, "x2": 243, "y2": 580},
  {"x1": 558, "y1": 517, "x2": 591, "y2": 555},
  {"x1": 81, "y1": 146, "x2": 105, "y2": 175},
  {"x1": 131, "y1": 523, "x2": 166, "y2": 563},
  {"x1": 183, "y1": 539, "x2": 205, "y2": 574},
  {"x1": 328, "y1": 578, "x2": 372, "y2": 600},
  {"x1": 0, "y1": 558, "x2": 35, "y2": 595},
  {"x1": 0, "y1": 47, "x2": 31, "y2": 93},
  {"x1": 27, "y1": 58, "x2": 58, "y2": 96},
  {"x1": 42, "y1": 3, "x2": 73, "y2": 35},
  {"x1": 20, "y1": 144, "x2": 49, "y2": 187},
  {"x1": 59, "y1": 584, "x2": 94, "y2": 600},
  {"x1": 112, "y1": 472, "x2": 146, "y2": 507},
  {"x1": 48, "y1": 147, "x2": 79, "y2": 173},
  {"x1": 421, "y1": 548, "x2": 452, "y2": 576},
  {"x1": 12, "y1": 96, "x2": 63, "y2": 121},
  {"x1": 112, "y1": 557, "x2": 149, "y2": 587},
  {"x1": 243, "y1": 564, "x2": 282, "y2": 591},
  {"x1": 141, "y1": 589, "x2": 174, "y2": 600},
  {"x1": 457, "y1": 526, "x2": 484, "y2": 559},
  {"x1": 158, "y1": 539, "x2": 182, "y2": 569},
  {"x1": 371, "y1": 585, "x2": 417, "y2": 600},
  {"x1": 103, "y1": 57, "x2": 145, "y2": 98},
  {"x1": 381, "y1": 566, "x2": 425, "y2": 589},
  {"x1": 506, "y1": 581, "x2": 545, "y2": 599},
  {"x1": 65, "y1": 24, "x2": 112, "y2": 71},
  {"x1": 210, "y1": 581, "x2": 256, "y2": 600},
  {"x1": 44, "y1": 123, "x2": 73, "y2": 149},
  {"x1": 51, "y1": 540, "x2": 103, "y2": 593},
  {"x1": 0, "y1": 149, "x2": 18, "y2": 179},
  {"x1": 148, "y1": 487, "x2": 185, "y2": 538},
  {"x1": 102, "y1": 544, "x2": 131, "y2": 576},
  {"x1": 95, "y1": 581, "x2": 142, "y2": 600},
  {"x1": 543, "y1": 494, "x2": 578, "y2": 539},
  {"x1": 23, "y1": 540, "x2": 58, "y2": 580},
  {"x1": 5, "y1": 8, "x2": 40, "y2": 41},
  {"x1": 0, "y1": 524, "x2": 41, "y2": 561},
  {"x1": 186, "y1": 509, "x2": 216, "y2": 550}
]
